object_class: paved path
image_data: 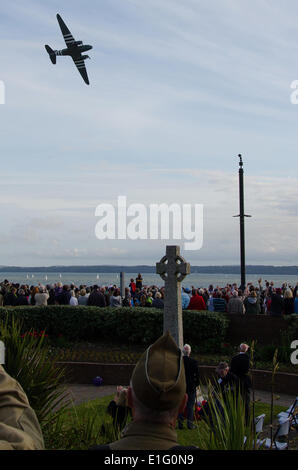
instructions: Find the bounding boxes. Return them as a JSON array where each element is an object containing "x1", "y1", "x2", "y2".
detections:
[{"x1": 65, "y1": 384, "x2": 295, "y2": 408}]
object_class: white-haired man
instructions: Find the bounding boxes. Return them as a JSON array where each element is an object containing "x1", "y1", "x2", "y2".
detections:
[
  {"x1": 178, "y1": 344, "x2": 200, "y2": 430},
  {"x1": 230, "y1": 343, "x2": 251, "y2": 423},
  {"x1": 227, "y1": 290, "x2": 244, "y2": 314}
]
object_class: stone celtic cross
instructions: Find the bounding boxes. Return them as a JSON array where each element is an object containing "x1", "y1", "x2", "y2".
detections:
[{"x1": 156, "y1": 245, "x2": 191, "y2": 349}]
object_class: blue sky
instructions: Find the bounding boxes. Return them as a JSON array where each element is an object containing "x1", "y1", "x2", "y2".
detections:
[{"x1": 0, "y1": 0, "x2": 298, "y2": 267}]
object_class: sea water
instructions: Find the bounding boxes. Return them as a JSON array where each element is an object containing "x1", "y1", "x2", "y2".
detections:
[{"x1": 0, "y1": 272, "x2": 297, "y2": 289}]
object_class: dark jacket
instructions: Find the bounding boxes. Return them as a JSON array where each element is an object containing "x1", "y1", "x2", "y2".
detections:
[
  {"x1": 152, "y1": 298, "x2": 164, "y2": 309},
  {"x1": 270, "y1": 294, "x2": 284, "y2": 316},
  {"x1": 230, "y1": 353, "x2": 252, "y2": 390},
  {"x1": 57, "y1": 290, "x2": 71, "y2": 305},
  {"x1": 284, "y1": 298, "x2": 294, "y2": 315},
  {"x1": 183, "y1": 356, "x2": 200, "y2": 394},
  {"x1": 3, "y1": 293, "x2": 17, "y2": 306},
  {"x1": 218, "y1": 371, "x2": 240, "y2": 400},
  {"x1": 213, "y1": 297, "x2": 227, "y2": 313},
  {"x1": 244, "y1": 296, "x2": 260, "y2": 315},
  {"x1": 87, "y1": 290, "x2": 106, "y2": 307},
  {"x1": 14, "y1": 295, "x2": 29, "y2": 306}
]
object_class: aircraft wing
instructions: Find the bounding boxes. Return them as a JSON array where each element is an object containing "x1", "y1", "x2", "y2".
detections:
[
  {"x1": 57, "y1": 14, "x2": 76, "y2": 46},
  {"x1": 72, "y1": 57, "x2": 90, "y2": 85}
]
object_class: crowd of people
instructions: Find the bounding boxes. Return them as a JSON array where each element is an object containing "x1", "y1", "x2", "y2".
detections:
[{"x1": 1, "y1": 275, "x2": 298, "y2": 315}]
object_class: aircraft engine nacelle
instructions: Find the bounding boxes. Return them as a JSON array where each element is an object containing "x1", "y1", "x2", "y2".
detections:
[
  {"x1": 73, "y1": 40, "x2": 83, "y2": 46},
  {"x1": 81, "y1": 55, "x2": 90, "y2": 60}
]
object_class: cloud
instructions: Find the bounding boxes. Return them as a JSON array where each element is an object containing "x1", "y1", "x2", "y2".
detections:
[{"x1": 0, "y1": 163, "x2": 297, "y2": 265}]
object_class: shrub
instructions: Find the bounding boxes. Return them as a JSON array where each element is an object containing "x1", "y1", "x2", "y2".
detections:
[
  {"x1": 0, "y1": 306, "x2": 229, "y2": 353},
  {"x1": 0, "y1": 315, "x2": 71, "y2": 426},
  {"x1": 196, "y1": 383, "x2": 257, "y2": 450}
]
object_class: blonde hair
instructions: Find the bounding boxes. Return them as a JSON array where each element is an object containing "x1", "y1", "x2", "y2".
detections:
[{"x1": 284, "y1": 289, "x2": 293, "y2": 299}]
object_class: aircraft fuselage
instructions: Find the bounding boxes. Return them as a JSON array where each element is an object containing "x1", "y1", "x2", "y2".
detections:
[{"x1": 57, "y1": 44, "x2": 92, "y2": 57}]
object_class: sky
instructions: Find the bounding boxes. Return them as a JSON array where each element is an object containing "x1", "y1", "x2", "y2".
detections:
[{"x1": 0, "y1": 0, "x2": 298, "y2": 267}]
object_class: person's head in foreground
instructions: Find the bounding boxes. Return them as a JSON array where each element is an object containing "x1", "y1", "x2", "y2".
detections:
[
  {"x1": 130, "y1": 333, "x2": 186, "y2": 421},
  {"x1": 97, "y1": 332, "x2": 189, "y2": 450}
]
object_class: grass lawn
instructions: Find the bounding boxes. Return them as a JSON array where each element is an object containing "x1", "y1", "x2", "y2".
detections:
[{"x1": 43, "y1": 394, "x2": 288, "y2": 450}]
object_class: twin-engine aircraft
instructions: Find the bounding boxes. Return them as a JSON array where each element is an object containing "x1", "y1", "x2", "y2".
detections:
[{"x1": 45, "y1": 14, "x2": 92, "y2": 85}]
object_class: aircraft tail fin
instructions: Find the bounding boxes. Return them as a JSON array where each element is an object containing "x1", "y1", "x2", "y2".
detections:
[{"x1": 45, "y1": 45, "x2": 56, "y2": 64}]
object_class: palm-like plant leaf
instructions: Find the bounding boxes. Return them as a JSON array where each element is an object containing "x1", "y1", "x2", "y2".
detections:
[{"x1": 0, "y1": 315, "x2": 71, "y2": 428}]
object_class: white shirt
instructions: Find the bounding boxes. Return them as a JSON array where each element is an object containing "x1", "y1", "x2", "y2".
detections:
[{"x1": 69, "y1": 296, "x2": 78, "y2": 306}]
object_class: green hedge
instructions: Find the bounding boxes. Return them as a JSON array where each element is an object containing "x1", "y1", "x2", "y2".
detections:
[{"x1": 0, "y1": 306, "x2": 229, "y2": 353}]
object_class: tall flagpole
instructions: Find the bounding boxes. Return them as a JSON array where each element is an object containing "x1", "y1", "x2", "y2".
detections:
[{"x1": 234, "y1": 155, "x2": 251, "y2": 290}]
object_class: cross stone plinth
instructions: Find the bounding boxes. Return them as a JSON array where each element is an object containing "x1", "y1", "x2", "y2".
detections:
[{"x1": 156, "y1": 246, "x2": 190, "y2": 349}]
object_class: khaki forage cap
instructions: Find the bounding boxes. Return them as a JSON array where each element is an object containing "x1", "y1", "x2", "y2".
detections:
[{"x1": 131, "y1": 331, "x2": 186, "y2": 411}]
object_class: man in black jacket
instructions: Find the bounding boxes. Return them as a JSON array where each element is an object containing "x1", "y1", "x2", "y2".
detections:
[
  {"x1": 87, "y1": 285, "x2": 106, "y2": 307},
  {"x1": 230, "y1": 343, "x2": 252, "y2": 423},
  {"x1": 178, "y1": 344, "x2": 200, "y2": 430}
]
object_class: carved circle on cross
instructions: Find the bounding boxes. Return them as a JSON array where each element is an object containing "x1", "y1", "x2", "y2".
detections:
[{"x1": 157, "y1": 254, "x2": 190, "y2": 283}]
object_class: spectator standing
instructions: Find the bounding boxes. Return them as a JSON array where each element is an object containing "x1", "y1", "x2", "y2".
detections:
[
  {"x1": 230, "y1": 343, "x2": 252, "y2": 423},
  {"x1": 227, "y1": 291, "x2": 244, "y2": 314},
  {"x1": 181, "y1": 288, "x2": 191, "y2": 310},
  {"x1": 188, "y1": 289, "x2": 206, "y2": 311},
  {"x1": 57, "y1": 285, "x2": 71, "y2": 305},
  {"x1": 78, "y1": 289, "x2": 88, "y2": 306},
  {"x1": 110, "y1": 288, "x2": 122, "y2": 308},
  {"x1": 122, "y1": 288, "x2": 132, "y2": 307},
  {"x1": 213, "y1": 292, "x2": 227, "y2": 313},
  {"x1": 69, "y1": 290, "x2": 78, "y2": 306},
  {"x1": 270, "y1": 288, "x2": 284, "y2": 316},
  {"x1": 87, "y1": 285, "x2": 106, "y2": 307},
  {"x1": 283, "y1": 289, "x2": 294, "y2": 315},
  {"x1": 152, "y1": 292, "x2": 164, "y2": 309},
  {"x1": 34, "y1": 287, "x2": 49, "y2": 307},
  {"x1": 178, "y1": 344, "x2": 200, "y2": 430},
  {"x1": 15, "y1": 289, "x2": 29, "y2": 306},
  {"x1": 4, "y1": 287, "x2": 18, "y2": 306},
  {"x1": 207, "y1": 294, "x2": 214, "y2": 312},
  {"x1": 244, "y1": 291, "x2": 260, "y2": 315},
  {"x1": 129, "y1": 279, "x2": 136, "y2": 297},
  {"x1": 135, "y1": 274, "x2": 143, "y2": 290}
]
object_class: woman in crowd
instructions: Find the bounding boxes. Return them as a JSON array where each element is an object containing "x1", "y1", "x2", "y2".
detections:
[
  {"x1": 34, "y1": 286, "x2": 49, "y2": 307},
  {"x1": 78, "y1": 288, "x2": 88, "y2": 306},
  {"x1": 283, "y1": 288, "x2": 294, "y2": 315},
  {"x1": 270, "y1": 288, "x2": 284, "y2": 316},
  {"x1": 110, "y1": 288, "x2": 122, "y2": 308},
  {"x1": 69, "y1": 290, "x2": 78, "y2": 306},
  {"x1": 243, "y1": 290, "x2": 260, "y2": 315},
  {"x1": 188, "y1": 289, "x2": 207, "y2": 311}
]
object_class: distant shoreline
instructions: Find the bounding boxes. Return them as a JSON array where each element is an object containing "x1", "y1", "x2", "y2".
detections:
[{"x1": 1, "y1": 265, "x2": 298, "y2": 275}]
